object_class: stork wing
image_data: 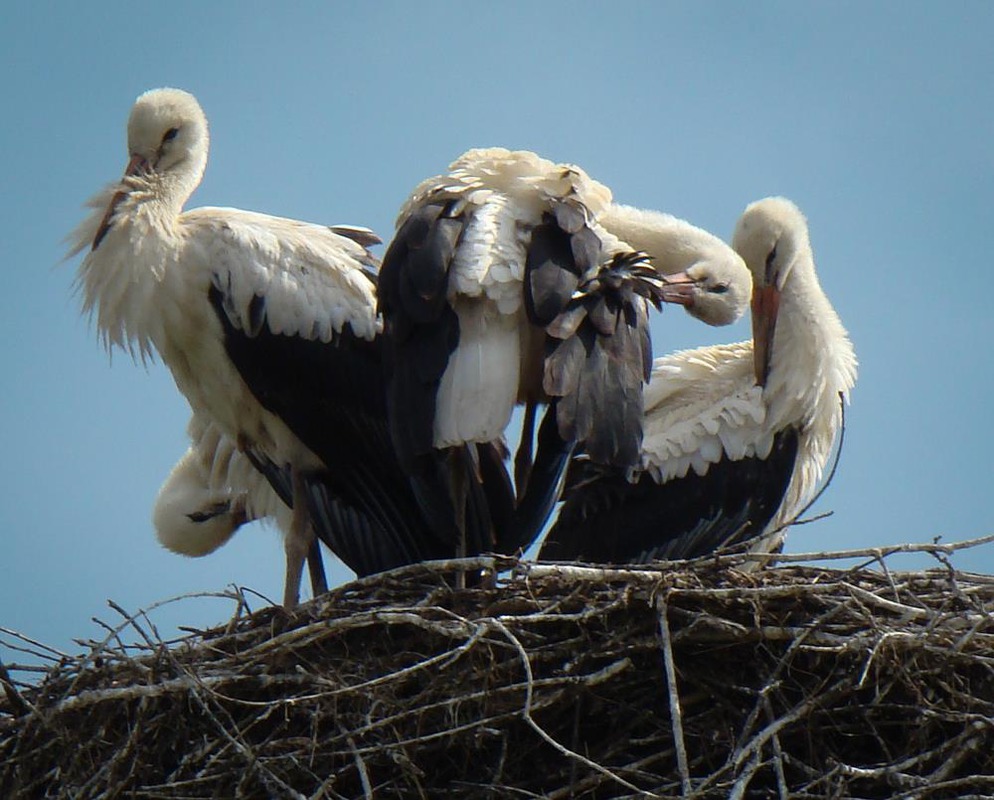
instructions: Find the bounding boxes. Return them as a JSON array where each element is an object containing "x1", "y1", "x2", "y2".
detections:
[
  {"x1": 541, "y1": 342, "x2": 801, "y2": 563},
  {"x1": 540, "y1": 428, "x2": 799, "y2": 563},
  {"x1": 189, "y1": 208, "x2": 455, "y2": 575}
]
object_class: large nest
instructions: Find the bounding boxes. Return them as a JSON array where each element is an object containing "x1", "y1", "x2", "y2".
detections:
[{"x1": 3, "y1": 539, "x2": 994, "y2": 799}]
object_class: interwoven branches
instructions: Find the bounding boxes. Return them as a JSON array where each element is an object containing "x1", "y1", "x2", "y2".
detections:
[{"x1": 3, "y1": 541, "x2": 994, "y2": 798}]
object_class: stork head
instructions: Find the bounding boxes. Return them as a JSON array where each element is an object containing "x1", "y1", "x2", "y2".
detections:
[
  {"x1": 657, "y1": 253, "x2": 751, "y2": 327},
  {"x1": 124, "y1": 88, "x2": 210, "y2": 203},
  {"x1": 732, "y1": 196, "x2": 811, "y2": 387},
  {"x1": 153, "y1": 447, "x2": 244, "y2": 557}
]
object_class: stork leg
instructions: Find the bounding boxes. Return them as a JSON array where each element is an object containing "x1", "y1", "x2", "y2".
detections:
[
  {"x1": 448, "y1": 447, "x2": 470, "y2": 589},
  {"x1": 306, "y1": 538, "x2": 328, "y2": 598},
  {"x1": 514, "y1": 400, "x2": 538, "y2": 501},
  {"x1": 499, "y1": 403, "x2": 576, "y2": 555},
  {"x1": 282, "y1": 467, "x2": 314, "y2": 609}
]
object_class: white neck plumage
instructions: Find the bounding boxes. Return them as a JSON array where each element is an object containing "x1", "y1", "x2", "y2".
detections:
[{"x1": 599, "y1": 203, "x2": 732, "y2": 275}]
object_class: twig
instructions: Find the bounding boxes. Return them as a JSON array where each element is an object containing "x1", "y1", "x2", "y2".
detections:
[
  {"x1": 762, "y1": 694, "x2": 789, "y2": 800},
  {"x1": 656, "y1": 595, "x2": 691, "y2": 797},
  {"x1": 488, "y1": 618, "x2": 654, "y2": 797},
  {"x1": 341, "y1": 727, "x2": 373, "y2": 800},
  {"x1": 746, "y1": 533, "x2": 994, "y2": 564},
  {"x1": 0, "y1": 656, "x2": 30, "y2": 717},
  {"x1": 0, "y1": 627, "x2": 70, "y2": 660}
]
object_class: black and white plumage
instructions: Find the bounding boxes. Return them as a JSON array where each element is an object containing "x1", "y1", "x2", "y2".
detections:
[
  {"x1": 378, "y1": 148, "x2": 751, "y2": 558},
  {"x1": 541, "y1": 197, "x2": 857, "y2": 563},
  {"x1": 71, "y1": 88, "x2": 444, "y2": 606}
]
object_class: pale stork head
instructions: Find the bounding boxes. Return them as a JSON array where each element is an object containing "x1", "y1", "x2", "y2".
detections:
[
  {"x1": 124, "y1": 88, "x2": 210, "y2": 205},
  {"x1": 732, "y1": 196, "x2": 811, "y2": 387},
  {"x1": 596, "y1": 204, "x2": 752, "y2": 328},
  {"x1": 657, "y1": 254, "x2": 752, "y2": 327},
  {"x1": 153, "y1": 448, "x2": 245, "y2": 558}
]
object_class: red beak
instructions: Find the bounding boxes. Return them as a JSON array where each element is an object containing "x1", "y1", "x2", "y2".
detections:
[
  {"x1": 124, "y1": 153, "x2": 149, "y2": 176},
  {"x1": 657, "y1": 270, "x2": 697, "y2": 307},
  {"x1": 751, "y1": 284, "x2": 781, "y2": 387},
  {"x1": 91, "y1": 153, "x2": 148, "y2": 251}
]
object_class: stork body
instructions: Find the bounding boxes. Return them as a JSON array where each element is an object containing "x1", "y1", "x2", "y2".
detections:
[
  {"x1": 72, "y1": 88, "x2": 442, "y2": 605},
  {"x1": 379, "y1": 148, "x2": 750, "y2": 558},
  {"x1": 541, "y1": 197, "x2": 857, "y2": 563}
]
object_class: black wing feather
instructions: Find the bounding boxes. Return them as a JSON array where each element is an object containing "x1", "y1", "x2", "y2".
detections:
[
  {"x1": 524, "y1": 216, "x2": 582, "y2": 326},
  {"x1": 378, "y1": 201, "x2": 518, "y2": 558},
  {"x1": 540, "y1": 428, "x2": 801, "y2": 563},
  {"x1": 495, "y1": 403, "x2": 576, "y2": 555},
  {"x1": 208, "y1": 284, "x2": 453, "y2": 576},
  {"x1": 378, "y1": 201, "x2": 464, "y2": 466},
  {"x1": 541, "y1": 253, "x2": 661, "y2": 469}
]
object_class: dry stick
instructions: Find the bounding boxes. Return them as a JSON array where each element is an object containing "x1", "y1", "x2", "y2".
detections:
[
  {"x1": 526, "y1": 534, "x2": 994, "y2": 578},
  {"x1": 856, "y1": 630, "x2": 905, "y2": 689},
  {"x1": 701, "y1": 602, "x2": 853, "y2": 796},
  {"x1": 520, "y1": 563, "x2": 670, "y2": 583},
  {"x1": 341, "y1": 727, "x2": 374, "y2": 800},
  {"x1": 488, "y1": 617, "x2": 653, "y2": 798},
  {"x1": 761, "y1": 694, "x2": 789, "y2": 800},
  {"x1": 63, "y1": 590, "x2": 244, "y2": 698},
  {"x1": 742, "y1": 533, "x2": 994, "y2": 565},
  {"x1": 341, "y1": 556, "x2": 509, "y2": 592},
  {"x1": 107, "y1": 599, "x2": 159, "y2": 651},
  {"x1": 842, "y1": 582, "x2": 932, "y2": 620},
  {"x1": 203, "y1": 623, "x2": 492, "y2": 710},
  {"x1": 656, "y1": 595, "x2": 691, "y2": 797},
  {"x1": 325, "y1": 657, "x2": 632, "y2": 760},
  {"x1": 0, "y1": 656, "x2": 29, "y2": 717},
  {"x1": 0, "y1": 627, "x2": 70, "y2": 661},
  {"x1": 182, "y1": 669, "x2": 307, "y2": 800},
  {"x1": 727, "y1": 745, "x2": 766, "y2": 800}
]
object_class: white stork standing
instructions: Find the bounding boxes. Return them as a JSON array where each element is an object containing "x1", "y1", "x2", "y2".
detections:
[
  {"x1": 541, "y1": 196, "x2": 857, "y2": 563},
  {"x1": 70, "y1": 88, "x2": 451, "y2": 606},
  {"x1": 378, "y1": 148, "x2": 751, "y2": 559}
]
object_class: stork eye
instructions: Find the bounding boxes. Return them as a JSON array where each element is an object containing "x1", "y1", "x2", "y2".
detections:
[
  {"x1": 764, "y1": 244, "x2": 778, "y2": 282},
  {"x1": 162, "y1": 127, "x2": 180, "y2": 143},
  {"x1": 709, "y1": 283, "x2": 729, "y2": 294}
]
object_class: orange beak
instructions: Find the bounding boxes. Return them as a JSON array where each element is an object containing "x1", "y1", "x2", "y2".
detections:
[
  {"x1": 91, "y1": 153, "x2": 149, "y2": 251},
  {"x1": 657, "y1": 270, "x2": 696, "y2": 307},
  {"x1": 751, "y1": 283, "x2": 780, "y2": 387},
  {"x1": 124, "y1": 152, "x2": 149, "y2": 176}
]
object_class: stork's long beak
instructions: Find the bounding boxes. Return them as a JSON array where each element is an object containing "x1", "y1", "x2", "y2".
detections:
[
  {"x1": 91, "y1": 154, "x2": 150, "y2": 251},
  {"x1": 751, "y1": 284, "x2": 780, "y2": 387},
  {"x1": 657, "y1": 270, "x2": 697, "y2": 306},
  {"x1": 124, "y1": 153, "x2": 150, "y2": 176}
]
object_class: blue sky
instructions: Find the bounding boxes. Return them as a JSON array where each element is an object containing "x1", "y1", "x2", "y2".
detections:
[{"x1": 3, "y1": 3, "x2": 993, "y2": 667}]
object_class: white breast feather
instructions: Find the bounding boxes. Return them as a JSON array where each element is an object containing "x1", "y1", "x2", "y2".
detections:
[
  {"x1": 761, "y1": 274, "x2": 858, "y2": 531},
  {"x1": 72, "y1": 186, "x2": 184, "y2": 361},
  {"x1": 434, "y1": 299, "x2": 522, "y2": 448}
]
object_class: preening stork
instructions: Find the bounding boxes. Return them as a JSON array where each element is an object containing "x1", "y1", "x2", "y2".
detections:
[
  {"x1": 541, "y1": 197, "x2": 857, "y2": 563},
  {"x1": 153, "y1": 413, "x2": 286, "y2": 558},
  {"x1": 71, "y1": 88, "x2": 452, "y2": 606},
  {"x1": 378, "y1": 148, "x2": 751, "y2": 560}
]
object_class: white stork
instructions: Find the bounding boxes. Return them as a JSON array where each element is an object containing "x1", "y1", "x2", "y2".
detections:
[
  {"x1": 378, "y1": 148, "x2": 751, "y2": 558},
  {"x1": 540, "y1": 197, "x2": 857, "y2": 563},
  {"x1": 70, "y1": 88, "x2": 454, "y2": 606},
  {"x1": 153, "y1": 414, "x2": 284, "y2": 557}
]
